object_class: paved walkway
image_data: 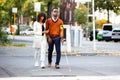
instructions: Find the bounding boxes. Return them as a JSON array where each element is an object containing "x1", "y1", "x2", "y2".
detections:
[
  {"x1": 1, "y1": 76, "x2": 120, "y2": 80},
  {"x1": 1, "y1": 36, "x2": 120, "y2": 80},
  {"x1": 8, "y1": 35, "x2": 120, "y2": 56}
]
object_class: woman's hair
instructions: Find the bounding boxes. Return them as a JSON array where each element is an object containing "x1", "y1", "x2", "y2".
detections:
[{"x1": 37, "y1": 12, "x2": 46, "y2": 23}]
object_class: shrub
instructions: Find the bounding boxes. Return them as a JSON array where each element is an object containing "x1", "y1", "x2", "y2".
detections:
[{"x1": 0, "y1": 27, "x2": 11, "y2": 45}]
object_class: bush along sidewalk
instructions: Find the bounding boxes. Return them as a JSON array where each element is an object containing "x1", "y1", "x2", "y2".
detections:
[
  {"x1": 0, "y1": 28, "x2": 11, "y2": 45},
  {"x1": 0, "y1": 27, "x2": 26, "y2": 47}
]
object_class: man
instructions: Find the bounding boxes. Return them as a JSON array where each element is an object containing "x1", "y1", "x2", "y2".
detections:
[{"x1": 46, "y1": 8, "x2": 64, "y2": 69}]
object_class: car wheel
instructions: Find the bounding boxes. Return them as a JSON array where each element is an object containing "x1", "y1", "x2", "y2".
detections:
[
  {"x1": 105, "y1": 39, "x2": 110, "y2": 42},
  {"x1": 114, "y1": 40, "x2": 118, "y2": 42},
  {"x1": 98, "y1": 39, "x2": 101, "y2": 41},
  {"x1": 23, "y1": 33, "x2": 26, "y2": 35},
  {"x1": 89, "y1": 37, "x2": 93, "y2": 41}
]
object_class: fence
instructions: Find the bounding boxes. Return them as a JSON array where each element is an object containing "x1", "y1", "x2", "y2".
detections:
[{"x1": 64, "y1": 25, "x2": 83, "y2": 53}]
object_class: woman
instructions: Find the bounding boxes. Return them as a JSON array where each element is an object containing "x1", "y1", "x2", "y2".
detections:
[{"x1": 33, "y1": 12, "x2": 48, "y2": 69}]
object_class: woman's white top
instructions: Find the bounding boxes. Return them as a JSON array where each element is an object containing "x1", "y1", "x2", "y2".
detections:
[{"x1": 33, "y1": 21, "x2": 48, "y2": 49}]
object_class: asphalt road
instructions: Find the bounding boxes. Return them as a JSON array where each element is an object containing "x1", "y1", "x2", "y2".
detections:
[
  {"x1": 0, "y1": 55, "x2": 120, "y2": 77},
  {"x1": 0, "y1": 35, "x2": 120, "y2": 80}
]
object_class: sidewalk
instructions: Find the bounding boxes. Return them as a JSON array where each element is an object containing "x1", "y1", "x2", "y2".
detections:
[
  {"x1": 8, "y1": 35, "x2": 120, "y2": 56},
  {"x1": 1, "y1": 36, "x2": 120, "y2": 79},
  {"x1": 1, "y1": 76, "x2": 120, "y2": 80}
]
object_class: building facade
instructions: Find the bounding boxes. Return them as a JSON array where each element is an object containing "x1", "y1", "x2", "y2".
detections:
[{"x1": 61, "y1": 0, "x2": 76, "y2": 25}]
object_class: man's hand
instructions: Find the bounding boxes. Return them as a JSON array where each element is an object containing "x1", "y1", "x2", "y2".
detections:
[
  {"x1": 61, "y1": 38, "x2": 65, "y2": 45},
  {"x1": 48, "y1": 37, "x2": 52, "y2": 44}
]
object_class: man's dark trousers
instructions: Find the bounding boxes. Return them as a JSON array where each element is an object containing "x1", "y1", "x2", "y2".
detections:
[{"x1": 48, "y1": 36, "x2": 61, "y2": 65}]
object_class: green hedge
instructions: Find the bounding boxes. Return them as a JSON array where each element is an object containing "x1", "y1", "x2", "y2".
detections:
[{"x1": 0, "y1": 27, "x2": 11, "y2": 45}]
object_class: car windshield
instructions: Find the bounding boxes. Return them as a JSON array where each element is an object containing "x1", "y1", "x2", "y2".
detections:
[
  {"x1": 103, "y1": 25, "x2": 112, "y2": 31},
  {"x1": 113, "y1": 30, "x2": 120, "y2": 32}
]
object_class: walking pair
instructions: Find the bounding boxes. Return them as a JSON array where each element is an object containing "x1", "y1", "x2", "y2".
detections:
[{"x1": 33, "y1": 8, "x2": 64, "y2": 69}]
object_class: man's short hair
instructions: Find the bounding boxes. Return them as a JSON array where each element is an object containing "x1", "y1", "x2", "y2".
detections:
[{"x1": 52, "y1": 7, "x2": 58, "y2": 12}]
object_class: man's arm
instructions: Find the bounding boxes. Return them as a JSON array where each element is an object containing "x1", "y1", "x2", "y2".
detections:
[
  {"x1": 60, "y1": 21, "x2": 64, "y2": 44},
  {"x1": 46, "y1": 19, "x2": 52, "y2": 44}
]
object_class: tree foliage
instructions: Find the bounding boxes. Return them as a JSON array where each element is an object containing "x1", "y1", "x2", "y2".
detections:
[
  {"x1": 0, "y1": 0, "x2": 61, "y2": 27},
  {"x1": 84, "y1": 0, "x2": 120, "y2": 23},
  {"x1": 95, "y1": 0, "x2": 120, "y2": 13},
  {"x1": 95, "y1": 0, "x2": 120, "y2": 22},
  {"x1": 0, "y1": 0, "x2": 27, "y2": 27},
  {"x1": 74, "y1": 3, "x2": 87, "y2": 26}
]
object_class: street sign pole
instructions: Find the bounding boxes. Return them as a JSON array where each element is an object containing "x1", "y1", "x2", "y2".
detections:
[
  {"x1": 12, "y1": 8, "x2": 17, "y2": 25},
  {"x1": 92, "y1": 0, "x2": 96, "y2": 50},
  {"x1": 36, "y1": 12, "x2": 38, "y2": 20},
  {"x1": 14, "y1": 13, "x2": 16, "y2": 25},
  {"x1": 12, "y1": 8, "x2": 17, "y2": 39}
]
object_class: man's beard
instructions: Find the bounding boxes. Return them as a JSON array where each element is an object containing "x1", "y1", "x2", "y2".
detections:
[{"x1": 53, "y1": 14, "x2": 58, "y2": 18}]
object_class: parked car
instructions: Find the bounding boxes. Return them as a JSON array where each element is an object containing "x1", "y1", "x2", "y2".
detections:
[
  {"x1": 20, "y1": 28, "x2": 34, "y2": 35},
  {"x1": 102, "y1": 24, "x2": 120, "y2": 41},
  {"x1": 97, "y1": 30, "x2": 103, "y2": 41},
  {"x1": 1, "y1": 27, "x2": 8, "y2": 33},
  {"x1": 2, "y1": 27, "x2": 13, "y2": 34},
  {"x1": 89, "y1": 30, "x2": 98, "y2": 41},
  {"x1": 111, "y1": 28, "x2": 120, "y2": 42}
]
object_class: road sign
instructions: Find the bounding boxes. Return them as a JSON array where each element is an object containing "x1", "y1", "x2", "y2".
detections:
[
  {"x1": 34, "y1": 2, "x2": 41, "y2": 12},
  {"x1": 12, "y1": 8, "x2": 17, "y2": 13}
]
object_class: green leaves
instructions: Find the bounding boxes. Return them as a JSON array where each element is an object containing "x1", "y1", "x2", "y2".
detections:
[
  {"x1": 95, "y1": 0, "x2": 120, "y2": 14},
  {"x1": 94, "y1": 0, "x2": 120, "y2": 22},
  {"x1": 74, "y1": 4, "x2": 87, "y2": 25}
]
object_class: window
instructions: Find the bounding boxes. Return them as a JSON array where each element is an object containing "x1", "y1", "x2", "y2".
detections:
[
  {"x1": 103, "y1": 25, "x2": 112, "y2": 31},
  {"x1": 113, "y1": 30, "x2": 120, "y2": 32}
]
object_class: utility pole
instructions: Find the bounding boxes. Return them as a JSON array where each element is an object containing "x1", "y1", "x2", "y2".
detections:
[
  {"x1": 86, "y1": 2, "x2": 89, "y2": 40},
  {"x1": 92, "y1": 0, "x2": 96, "y2": 50}
]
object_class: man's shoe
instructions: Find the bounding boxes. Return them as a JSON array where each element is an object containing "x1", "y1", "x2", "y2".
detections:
[
  {"x1": 55, "y1": 64, "x2": 60, "y2": 69},
  {"x1": 48, "y1": 63, "x2": 51, "y2": 67}
]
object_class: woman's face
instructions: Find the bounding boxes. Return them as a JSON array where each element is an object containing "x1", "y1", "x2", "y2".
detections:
[{"x1": 40, "y1": 16, "x2": 44, "y2": 21}]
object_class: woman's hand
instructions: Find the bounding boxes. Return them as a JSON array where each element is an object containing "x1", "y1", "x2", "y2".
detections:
[{"x1": 42, "y1": 30, "x2": 49, "y2": 34}]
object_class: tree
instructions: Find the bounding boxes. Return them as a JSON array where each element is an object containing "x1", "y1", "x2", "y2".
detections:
[
  {"x1": 95, "y1": 0, "x2": 120, "y2": 23},
  {"x1": 74, "y1": 3, "x2": 87, "y2": 26},
  {"x1": 43, "y1": 0, "x2": 61, "y2": 18},
  {"x1": 0, "y1": 0, "x2": 27, "y2": 27},
  {"x1": 0, "y1": 0, "x2": 61, "y2": 28}
]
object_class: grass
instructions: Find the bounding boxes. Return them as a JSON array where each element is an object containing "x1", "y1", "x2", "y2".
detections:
[
  {"x1": 12, "y1": 43, "x2": 26, "y2": 47},
  {"x1": 0, "y1": 43, "x2": 26, "y2": 47}
]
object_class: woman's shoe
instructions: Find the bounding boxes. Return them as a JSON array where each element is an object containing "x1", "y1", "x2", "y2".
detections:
[
  {"x1": 34, "y1": 61, "x2": 39, "y2": 67},
  {"x1": 41, "y1": 62, "x2": 45, "y2": 69},
  {"x1": 41, "y1": 67, "x2": 45, "y2": 69}
]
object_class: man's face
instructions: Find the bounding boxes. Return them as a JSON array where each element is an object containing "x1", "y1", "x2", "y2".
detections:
[{"x1": 52, "y1": 9, "x2": 59, "y2": 17}]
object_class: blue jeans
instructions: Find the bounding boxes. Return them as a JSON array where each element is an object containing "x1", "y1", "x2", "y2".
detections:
[{"x1": 48, "y1": 36, "x2": 61, "y2": 65}]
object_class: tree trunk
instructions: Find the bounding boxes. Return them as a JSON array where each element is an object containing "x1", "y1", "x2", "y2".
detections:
[
  {"x1": 47, "y1": 0, "x2": 52, "y2": 18},
  {"x1": 107, "y1": 9, "x2": 110, "y2": 23},
  {"x1": 16, "y1": 15, "x2": 20, "y2": 35}
]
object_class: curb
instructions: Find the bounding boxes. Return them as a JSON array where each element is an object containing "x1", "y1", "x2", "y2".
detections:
[{"x1": 58, "y1": 52, "x2": 120, "y2": 56}]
